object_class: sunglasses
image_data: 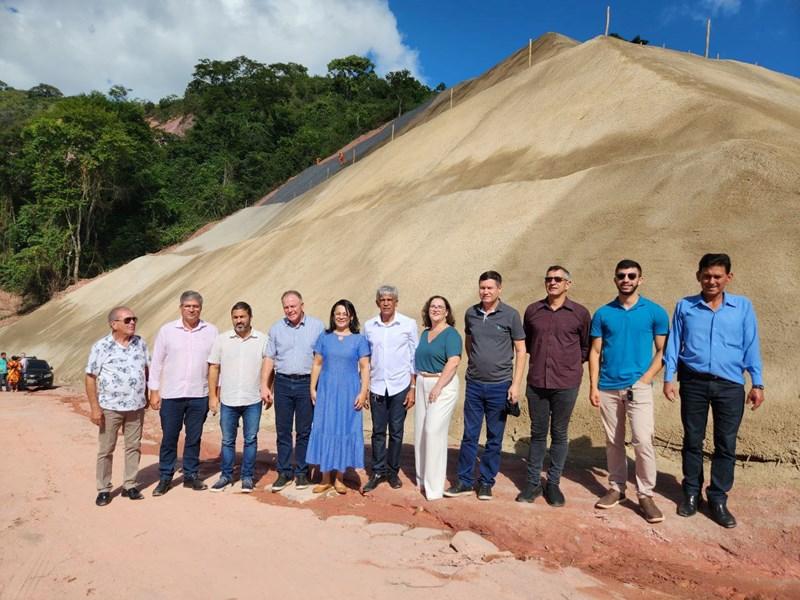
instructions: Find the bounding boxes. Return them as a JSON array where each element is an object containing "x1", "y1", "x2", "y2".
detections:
[
  {"x1": 115, "y1": 317, "x2": 138, "y2": 324},
  {"x1": 544, "y1": 276, "x2": 566, "y2": 283},
  {"x1": 615, "y1": 273, "x2": 638, "y2": 281}
]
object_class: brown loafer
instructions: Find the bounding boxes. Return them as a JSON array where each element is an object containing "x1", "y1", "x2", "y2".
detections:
[
  {"x1": 313, "y1": 483, "x2": 332, "y2": 494},
  {"x1": 333, "y1": 480, "x2": 347, "y2": 495}
]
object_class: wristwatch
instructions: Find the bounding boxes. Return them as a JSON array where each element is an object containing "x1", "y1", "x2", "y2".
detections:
[{"x1": 752, "y1": 384, "x2": 764, "y2": 390}]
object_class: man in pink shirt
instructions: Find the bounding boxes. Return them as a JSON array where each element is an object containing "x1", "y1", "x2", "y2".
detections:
[{"x1": 149, "y1": 291, "x2": 218, "y2": 496}]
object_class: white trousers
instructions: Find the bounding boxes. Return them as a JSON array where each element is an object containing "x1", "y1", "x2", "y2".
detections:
[{"x1": 414, "y1": 375, "x2": 459, "y2": 500}]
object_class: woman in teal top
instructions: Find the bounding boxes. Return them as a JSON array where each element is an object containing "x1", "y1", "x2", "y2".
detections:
[{"x1": 413, "y1": 295, "x2": 462, "y2": 500}]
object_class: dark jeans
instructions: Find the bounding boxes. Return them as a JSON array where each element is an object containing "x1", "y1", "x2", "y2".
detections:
[
  {"x1": 457, "y1": 379, "x2": 510, "y2": 488},
  {"x1": 526, "y1": 385, "x2": 578, "y2": 486},
  {"x1": 220, "y1": 402, "x2": 262, "y2": 479},
  {"x1": 370, "y1": 386, "x2": 409, "y2": 476},
  {"x1": 274, "y1": 374, "x2": 314, "y2": 477},
  {"x1": 679, "y1": 377, "x2": 745, "y2": 502},
  {"x1": 159, "y1": 396, "x2": 208, "y2": 480}
]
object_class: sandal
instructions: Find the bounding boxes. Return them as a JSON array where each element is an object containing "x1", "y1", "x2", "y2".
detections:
[
  {"x1": 333, "y1": 479, "x2": 347, "y2": 495},
  {"x1": 312, "y1": 483, "x2": 332, "y2": 494}
]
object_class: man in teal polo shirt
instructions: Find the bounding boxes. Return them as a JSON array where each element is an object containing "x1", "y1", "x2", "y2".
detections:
[{"x1": 589, "y1": 259, "x2": 669, "y2": 523}]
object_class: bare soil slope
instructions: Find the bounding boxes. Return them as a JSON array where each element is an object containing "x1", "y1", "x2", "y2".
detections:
[{"x1": 1, "y1": 34, "x2": 798, "y2": 462}]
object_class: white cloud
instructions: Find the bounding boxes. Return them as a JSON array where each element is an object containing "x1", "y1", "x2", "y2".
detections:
[
  {"x1": 661, "y1": 0, "x2": 744, "y2": 24},
  {"x1": 701, "y1": 0, "x2": 742, "y2": 16},
  {"x1": 0, "y1": 0, "x2": 423, "y2": 100}
]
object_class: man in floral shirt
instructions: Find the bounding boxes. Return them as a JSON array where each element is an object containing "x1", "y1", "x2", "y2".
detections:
[{"x1": 86, "y1": 306, "x2": 149, "y2": 507}]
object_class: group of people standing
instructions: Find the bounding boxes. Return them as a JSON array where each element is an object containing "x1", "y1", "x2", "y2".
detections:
[
  {"x1": 0, "y1": 351, "x2": 25, "y2": 391},
  {"x1": 85, "y1": 253, "x2": 763, "y2": 530}
]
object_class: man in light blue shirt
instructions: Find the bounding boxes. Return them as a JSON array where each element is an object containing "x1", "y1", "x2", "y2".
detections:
[
  {"x1": 663, "y1": 253, "x2": 764, "y2": 529},
  {"x1": 261, "y1": 291, "x2": 325, "y2": 492}
]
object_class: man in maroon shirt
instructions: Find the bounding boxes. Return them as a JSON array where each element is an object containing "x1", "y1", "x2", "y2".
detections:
[{"x1": 517, "y1": 265, "x2": 591, "y2": 506}]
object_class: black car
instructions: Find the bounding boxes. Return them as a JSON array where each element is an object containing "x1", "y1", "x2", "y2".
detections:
[{"x1": 21, "y1": 358, "x2": 54, "y2": 390}]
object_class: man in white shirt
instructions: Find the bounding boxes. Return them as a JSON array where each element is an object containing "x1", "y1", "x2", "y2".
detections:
[
  {"x1": 363, "y1": 285, "x2": 419, "y2": 492},
  {"x1": 208, "y1": 302, "x2": 271, "y2": 493}
]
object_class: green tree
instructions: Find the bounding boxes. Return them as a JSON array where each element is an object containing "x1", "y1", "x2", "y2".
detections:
[{"x1": 27, "y1": 83, "x2": 63, "y2": 98}]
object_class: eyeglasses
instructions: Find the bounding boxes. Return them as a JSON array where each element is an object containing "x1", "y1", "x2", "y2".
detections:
[
  {"x1": 114, "y1": 317, "x2": 138, "y2": 324},
  {"x1": 615, "y1": 273, "x2": 638, "y2": 281},
  {"x1": 544, "y1": 276, "x2": 566, "y2": 283}
]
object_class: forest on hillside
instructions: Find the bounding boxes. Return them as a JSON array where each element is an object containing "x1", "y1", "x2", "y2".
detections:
[{"x1": 0, "y1": 56, "x2": 437, "y2": 307}]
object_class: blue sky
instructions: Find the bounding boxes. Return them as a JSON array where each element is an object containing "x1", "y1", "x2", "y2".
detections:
[
  {"x1": 1, "y1": 0, "x2": 797, "y2": 100},
  {"x1": 391, "y1": 0, "x2": 800, "y2": 86}
]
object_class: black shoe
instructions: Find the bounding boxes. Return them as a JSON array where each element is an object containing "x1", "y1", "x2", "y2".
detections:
[
  {"x1": 121, "y1": 487, "x2": 144, "y2": 500},
  {"x1": 677, "y1": 493, "x2": 700, "y2": 517},
  {"x1": 362, "y1": 474, "x2": 388, "y2": 493},
  {"x1": 295, "y1": 473, "x2": 310, "y2": 490},
  {"x1": 271, "y1": 473, "x2": 294, "y2": 492},
  {"x1": 708, "y1": 501, "x2": 737, "y2": 528},
  {"x1": 515, "y1": 483, "x2": 543, "y2": 503},
  {"x1": 388, "y1": 474, "x2": 402, "y2": 489},
  {"x1": 477, "y1": 484, "x2": 493, "y2": 501},
  {"x1": 183, "y1": 477, "x2": 207, "y2": 491},
  {"x1": 443, "y1": 481, "x2": 473, "y2": 498},
  {"x1": 152, "y1": 478, "x2": 173, "y2": 497},
  {"x1": 544, "y1": 481, "x2": 565, "y2": 507},
  {"x1": 95, "y1": 492, "x2": 111, "y2": 507}
]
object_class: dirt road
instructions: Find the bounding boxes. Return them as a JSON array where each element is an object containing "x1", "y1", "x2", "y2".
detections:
[{"x1": 1, "y1": 389, "x2": 798, "y2": 599}]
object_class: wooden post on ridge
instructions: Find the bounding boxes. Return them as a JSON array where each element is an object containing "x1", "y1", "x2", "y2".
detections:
[
  {"x1": 449, "y1": 88, "x2": 453, "y2": 109},
  {"x1": 352, "y1": 148, "x2": 356, "y2": 164},
  {"x1": 704, "y1": 19, "x2": 711, "y2": 58},
  {"x1": 528, "y1": 38, "x2": 532, "y2": 67},
  {"x1": 604, "y1": 6, "x2": 610, "y2": 36},
  {"x1": 391, "y1": 122, "x2": 395, "y2": 142}
]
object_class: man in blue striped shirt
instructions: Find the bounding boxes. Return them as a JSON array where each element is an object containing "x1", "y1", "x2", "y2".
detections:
[{"x1": 663, "y1": 253, "x2": 764, "y2": 528}]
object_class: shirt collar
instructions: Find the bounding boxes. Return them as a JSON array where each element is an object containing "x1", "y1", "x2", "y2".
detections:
[
  {"x1": 611, "y1": 296, "x2": 644, "y2": 310},
  {"x1": 533, "y1": 297, "x2": 575, "y2": 312},
  {"x1": 174, "y1": 319, "x2": 208, "y2": 332},
  {"x1": 227, "y1": 329, "x2": 260, "y2": 340},
  {"x1": 283, "y1": 315, "x2": 306, "y2": 328},
  {"x1": 370, "y1": 313, "x2": 405, "y2": 327},
  {"x1": 689, "y1": 292, "x2": 738, "y2": 309},
  {"x1": 474, "y1": 301, "x2": 504, "y2": 316}
]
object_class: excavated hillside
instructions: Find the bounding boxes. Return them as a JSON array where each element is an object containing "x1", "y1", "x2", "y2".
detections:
[{"x1": 2, "y1": 33, "x2": 798, "y2": 462}]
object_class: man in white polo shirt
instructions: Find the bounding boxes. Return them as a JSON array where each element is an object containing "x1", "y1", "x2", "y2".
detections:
[
  {"x1": 363, "y1": 285, "x2": 419, "y2": 493},
  {"x1": 208, "y1": 301, "x2": 271, "y2": 493}
]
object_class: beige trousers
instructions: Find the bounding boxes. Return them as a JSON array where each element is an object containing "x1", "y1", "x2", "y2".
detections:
[
  {"x1": 599, "y1": 382, "x2": 657, "y2": 497},
  {"x1": 414, "y1": 376, "x2": 459, "y2": 500},
  {"x1": 96, "y1": 408, "x2": 145, "y2": 492}
]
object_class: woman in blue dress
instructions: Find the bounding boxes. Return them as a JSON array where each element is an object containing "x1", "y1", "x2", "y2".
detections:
[{"x1": 308, "y1": 299, "x2": 370, "y2": 494}]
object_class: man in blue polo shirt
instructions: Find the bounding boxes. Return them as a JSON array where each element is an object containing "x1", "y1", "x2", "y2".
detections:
[
  {"x1": 589, "y1": 259, "x2": 669, "y2": 523},
  {"x1": 663, "y1": 253, "x2": 764, "y2": 529}
]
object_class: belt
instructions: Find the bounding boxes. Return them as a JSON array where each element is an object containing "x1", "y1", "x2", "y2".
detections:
[
  {"x1": 418, "y1": 372, "x2": 442, "y2": 378},
  {"x1": 276, "y1": 373, "x2": 311, "y2": 380},
  {"x1": 678, "y1": 364, "x2": 736, "y2": 385}
]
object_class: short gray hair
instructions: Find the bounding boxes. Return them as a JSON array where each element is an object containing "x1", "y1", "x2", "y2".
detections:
[
  {"x1": 107, "y1": 306, "x2": 132, "y2": 323},
  {"x1": 281, "y1": 290, "x2": 303, "y2": 303},
  {"x1": 375, "y1": 285, "x2": 399, "y2": 301},
  {"x1": 180, "y1": 290, "x2": 203, "y2": 306},
  {"x1": 545, "y1": 265, "x2": 572, "y2": 281}
]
